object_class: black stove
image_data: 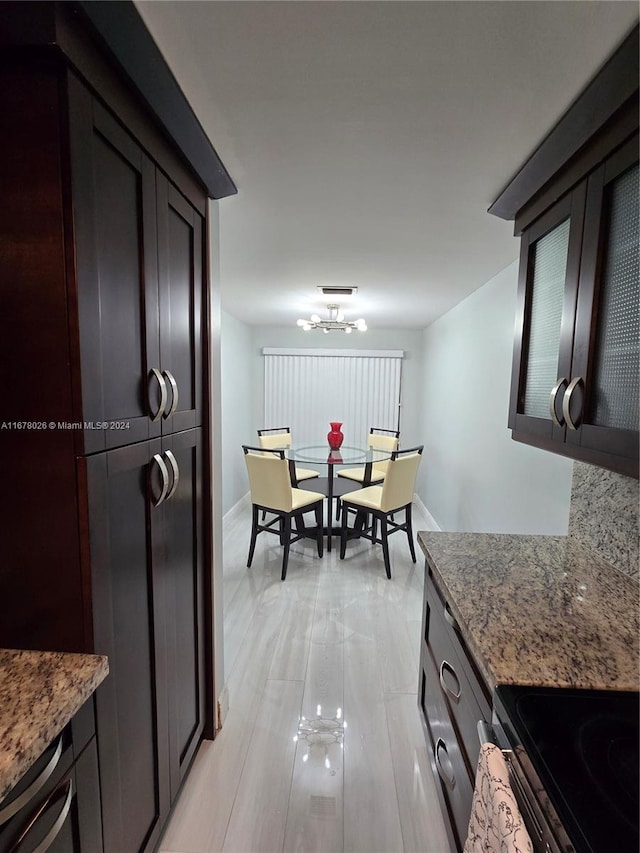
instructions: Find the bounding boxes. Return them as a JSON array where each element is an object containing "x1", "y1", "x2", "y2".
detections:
[{"x1": 493, "y1": 686, "x2": 639, "y2": 853}]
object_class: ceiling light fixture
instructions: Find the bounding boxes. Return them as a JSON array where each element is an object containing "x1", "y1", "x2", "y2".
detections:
[{"x1": 297, "y1": 304, "x2": 367, "y2": 334}]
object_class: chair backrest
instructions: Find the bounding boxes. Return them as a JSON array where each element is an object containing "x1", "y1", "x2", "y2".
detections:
[
  {"x1": 257, "y1": 427, "x2": 292, "y2": 450},
  {"x1": 379, "y1": 445, "x2": 423, "y2": 512},
  {"x1": 368, "y1": 432, "x2": 399, "y2": 453},
  {"x1": 368, "y1": 429, "x2": 400, "y2": 474},
  {"x1": 243, "y1": 445, "x2": 293, "y2": 511}
]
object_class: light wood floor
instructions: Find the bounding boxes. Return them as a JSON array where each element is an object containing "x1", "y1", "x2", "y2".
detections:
[{"x1": 160, "y1": 498, "x2": 452, "y2": 853}]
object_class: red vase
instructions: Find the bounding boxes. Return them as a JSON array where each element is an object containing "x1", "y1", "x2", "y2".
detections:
[{"x1": 327, "y1": 422, "x2": 344, "y2": 449}]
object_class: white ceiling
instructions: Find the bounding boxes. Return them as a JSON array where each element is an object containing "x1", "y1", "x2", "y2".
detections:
[{"x1": 135, "y1": 1, "x2": 637, "y2": 330}]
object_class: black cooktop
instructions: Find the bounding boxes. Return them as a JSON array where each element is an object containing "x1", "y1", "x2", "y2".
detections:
[{"x1": 494, "y1": 686, "x2": 639, "y2": 853}]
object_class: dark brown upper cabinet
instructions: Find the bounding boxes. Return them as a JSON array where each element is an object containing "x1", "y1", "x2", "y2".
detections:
[
  {"x1": 491, "y1": 25, "x2": 639, "y2": 479},
  {"x1": 70, "y1": 79, "x2": 203, "y2": 455}
]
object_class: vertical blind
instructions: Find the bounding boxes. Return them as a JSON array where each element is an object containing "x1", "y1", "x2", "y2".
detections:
[{"x1": 263, "y1": 348, "x2": 403, "y2": 447}]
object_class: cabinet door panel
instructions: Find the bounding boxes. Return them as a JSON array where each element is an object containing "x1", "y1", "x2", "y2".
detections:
[
  {"x1": 85, "y1": 442, "x2": 169, "y2": 853},
  {"x1": 163, "y1": 429, "x2": 205, "y2": 796},
  {"x1": 567, "y1": 137, "x2": 639, "y2": 475},
  {"x1": 69, "y1": 77, "x2": 161, "y2": 454},
  {"x1": 509, "y1": 190, "x2": 585, "y2": 445},
  {"x1": 157, "y1": 176, "x2": 203, "y2": 434}
]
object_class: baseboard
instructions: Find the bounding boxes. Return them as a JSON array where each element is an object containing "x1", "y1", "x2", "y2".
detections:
[
  {"x1": 413, "y1": 494, "x2": 441, "y2": 531},
  {"x1": 223, "y1": 491, "x2": 251, "y2": 525},
  {"x1": 216, "y1": 684, "x2": 229, "y2": 731}
]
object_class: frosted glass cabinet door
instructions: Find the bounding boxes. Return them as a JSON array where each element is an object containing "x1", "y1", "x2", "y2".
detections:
[
  {"x1": 509, "y1": 188, "x2": 585, "y2": 443},
  {"x1": 567, "y1": 139, "x2": 639, "y2": 467}
]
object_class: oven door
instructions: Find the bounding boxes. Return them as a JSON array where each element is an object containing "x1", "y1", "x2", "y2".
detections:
[
  {"x1": 492, "y1": 685, "x2": 640, "y2": 853},
  {"x1": 487, "y1": 716, "x2": 564, "y2": 853}
]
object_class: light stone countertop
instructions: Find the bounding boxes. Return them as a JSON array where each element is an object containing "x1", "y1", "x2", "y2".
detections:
[
  {"x1": 417, "y1": 531, "x2": 639, "y2": 694},
  {"x1": 0, "y1": 649, "x2": 109, "y2": 802}
]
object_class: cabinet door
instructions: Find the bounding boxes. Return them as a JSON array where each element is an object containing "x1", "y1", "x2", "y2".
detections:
[
  {"x1": 566, "y1": 138, "x2": 639, "y2": 475},
  {"x1": 84, "y1": 441, "x2": 170, "y2": 853},
  {"x1": 163, "y1": 429, "x2": 206, "y2": 797},
  {"x1": 157, "y1": 175, "x2": 203, "y2": 434},
  {"x1": 508, "y1": 188, "x2": 586, "y2": 445},
  {"x1": 69, "y1": 75, "x2": 162, "y2": 454}
]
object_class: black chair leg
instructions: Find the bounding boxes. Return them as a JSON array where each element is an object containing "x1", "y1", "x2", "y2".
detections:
[
  {"x1": 247, "y1": 505, "x2": 259, "y2": 567},
  {"x1": 339, "y1": 503, "x2": 349, "y2": 559},
  {"x1": 294, "y1": 512, "x2": 305, "y2": 535},
  {"x1": 406, "y1": 504, "x2": 416, "y2": 562},
  {"x1": 281, "y1": 515, "x2": 292, "y2": 580},
  {"x1": 380, "y1": 516, "x2": 392, "y2": 579},
  {"x1": 315, "y1": 502, "x2": 323, "y2": 557},
  {"x1": 335, "y1": 497, "x2": 341, "y2": 521}
]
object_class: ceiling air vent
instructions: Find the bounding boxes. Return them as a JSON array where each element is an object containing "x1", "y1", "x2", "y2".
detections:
[{"x1": 316, "y1": 286, "x2": 358, "y2": 297}]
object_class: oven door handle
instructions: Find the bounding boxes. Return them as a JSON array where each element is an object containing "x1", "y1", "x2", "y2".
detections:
[{"x1": 477, "y1": 719, "x2": 496, "y2": 745}]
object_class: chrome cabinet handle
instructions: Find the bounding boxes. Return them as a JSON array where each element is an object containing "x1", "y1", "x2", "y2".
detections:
[
  {"x1": 443, "y1": 603, "x2": 459, "y2": 632},
  {"x1": 562, "y1": 376, "x2": 583, "y2": 430},
  {"x1": 439, "y1": 660, "x2": 461, "y2": 701},
  {"x1": 151, "y1": 453, "x2": 170, "y2": 507},
  {"x1": 149, "y1": 368, "x2": 168, "y2": 422},
  {"x1": 164, "y1": 450, "x2": 179, "y2": 500},
  {"x1": 0, "y1": 737, "x2": 63, "y2": 826},
  {"x1": 549, "y1": 377, "x2": 567, "y2": 427},
  {"x1": 435, "y1": 738, "x2": 455, "y2": 791},
  {"x1": 12, "y1": 778, "x2": 73, "y2": 853},
  {"x1": 162, "y1": 370, "x2": 178, "y2": 418}
]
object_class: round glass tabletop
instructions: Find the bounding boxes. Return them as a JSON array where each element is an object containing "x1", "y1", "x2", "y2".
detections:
[{"x1": 287, "y1": 444, "x2": 391, "y2": 465}]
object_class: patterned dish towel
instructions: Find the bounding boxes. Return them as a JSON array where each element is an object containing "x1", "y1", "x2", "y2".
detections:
[{"x1": 464, "y1": 743, "x2": 533, "y2": 853}]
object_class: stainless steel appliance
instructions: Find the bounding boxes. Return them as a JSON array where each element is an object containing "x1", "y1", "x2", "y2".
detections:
[{"x1": 491, "y1": 686, "x2": 639, "y2": 853}]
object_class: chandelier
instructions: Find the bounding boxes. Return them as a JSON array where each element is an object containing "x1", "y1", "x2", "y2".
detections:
[{"x1": 297, "y1": 304, "x2": 367, "y2": 334}]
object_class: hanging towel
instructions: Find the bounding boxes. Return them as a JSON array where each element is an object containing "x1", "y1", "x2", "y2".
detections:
[{"x1": 464, "y1": 742, "x2": 534, "y2": 853}]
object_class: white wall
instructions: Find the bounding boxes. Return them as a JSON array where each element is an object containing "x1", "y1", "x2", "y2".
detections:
[
  {"x1": 220, "y1": 310, "x2": 255, "y2": 514},
  {"x1": 419, "y1": 260, "x2": 573, "y2": 534}
]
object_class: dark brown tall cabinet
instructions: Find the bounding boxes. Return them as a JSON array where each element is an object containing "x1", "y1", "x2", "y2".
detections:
[{"x1": 1, "y1": 3, "x2": 235, "y2": 851}]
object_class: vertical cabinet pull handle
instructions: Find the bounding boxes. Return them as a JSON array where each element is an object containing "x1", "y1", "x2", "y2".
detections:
[
  {"x1": 151, "y1": 453, "x2": 170, "y2": 507},
  {"x1": 162, "y1": 370, "x2": 178, "y2": 418},
  {"x1": 164, "y1": 450, "x2": 180, "y2": 500},
  {"x1": 11, "y1": 778, "x2": 73, "y2": 853},
  {"x1": 435, "y1": 738, "x2": 455, "y2": 791},
  {"x1": 149, "y1": 368, "x2": 168, "y2": 422},
  {"x1": 549, "y1": 377, "x2": 567, "y2": 426},
  {"x1": 562, "y1": 376, "x2": 583, "y2": 430},
  {"x1": 439, "y1": 660, "x2": 461, "y2": 701},
  {"x1": 0, "y1": 738, "x2": 63, "y2": 826}
]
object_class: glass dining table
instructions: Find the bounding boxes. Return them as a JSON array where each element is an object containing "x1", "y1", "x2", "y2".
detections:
[{"x1": 286, "y1": 445, "x2": 393, "y2": 551}]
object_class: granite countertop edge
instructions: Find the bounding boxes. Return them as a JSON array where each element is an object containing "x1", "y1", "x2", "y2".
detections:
[
  {"x1": 0, "y1": 649, "x2": 109, "y2": 802},
  {"x1": 417, "y1": 530, "x2": 639, "y2": 695}
]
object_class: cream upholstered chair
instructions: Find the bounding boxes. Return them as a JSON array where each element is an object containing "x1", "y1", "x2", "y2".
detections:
[
  {"x1": 336, "y1": 427, "x2": 399, "y2": 486},
  {"x1": 257, "y1": 427, "x2": 319, "y2": 485},
  {"x1": 243, "y1": 445, "x2": 324, "y2": 580},
  {"x1": 339, "y1": 445, "x2": 423, "y2": 579},
  {"x1": 335, "y1": 427, "x2": 399, "y2": 519}
]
